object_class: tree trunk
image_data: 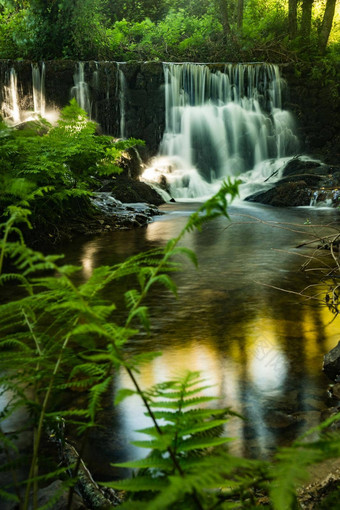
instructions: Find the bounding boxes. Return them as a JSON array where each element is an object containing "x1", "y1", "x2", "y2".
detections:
[
  {"x1": 300, "y1": 0, "x2": 314, "y2": 40},
  {"x1": 288, "y1": 0, "x2": 298, "y2": 39},
  {"x1": 319, "y1": 0, "x2": 337, "y2": 53},
  {"x1": 237, "y1": 0, "x2": 244, "y2": 30},
  {"x1": 215, "y1": 0, "x2": 230, "y2": 38}
]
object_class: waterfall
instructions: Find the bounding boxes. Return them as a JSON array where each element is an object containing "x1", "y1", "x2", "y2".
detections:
[
  {"x1": 32, "y1": 62, "x2": 46, "y2": 116},
  {"x1": 1, "y1": 68, "x2": 21, "y2": 124},
  {"x1": 71, "y1": 62, "x2": 91, "y2": 116},
  {"x1": 117, "y1": 63, "x2": 127, "y2": 139},
  {"x1": 142, "y1": 63, "x2": 299, "y2": 200}
]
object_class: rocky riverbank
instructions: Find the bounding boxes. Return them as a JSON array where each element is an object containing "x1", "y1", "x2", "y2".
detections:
[{"x1": 245, "y1": 156, "x2": 340, "y2": 207}]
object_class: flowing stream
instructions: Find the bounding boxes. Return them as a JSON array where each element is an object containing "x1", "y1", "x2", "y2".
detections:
[
  {"x1": 142, "y1": 63, "x2": 299, "y2": 200},
  {"x1": 61, "y1": 201, "x2": 339, "y2": 481}
]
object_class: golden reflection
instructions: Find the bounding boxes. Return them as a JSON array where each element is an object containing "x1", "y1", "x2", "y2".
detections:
[
  {"x1": 145, "y1": 217, "x2": 184, "y2": 244},
  {"x1": 81, "y1": 243, "x2": 98, "y2": 278},
  {"x1": 115, "y1": 341, "x2": 228, "y2": 458},
  {"x1": 245, "y1": 318, "x2": 287, "y2": 393}
]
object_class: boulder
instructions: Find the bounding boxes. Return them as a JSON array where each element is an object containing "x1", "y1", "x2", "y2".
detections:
[
  {"x1": 245, "y1": 180, "x2": 311, "y2": 207},
  {"x1": 323, "y1": 341, "x2": 340, "y2": 381},
  {"x1": 282, "y1": 157, "x2": 324, "y2": 177}
]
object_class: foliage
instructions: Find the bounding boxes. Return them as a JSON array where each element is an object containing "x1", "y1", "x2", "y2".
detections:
[
  {"x1": 0, "y1": 0, "x2": 338, "y2": 62},
  {"x1": 0, "y1": 99, "x2": 144, "y2": 230}
]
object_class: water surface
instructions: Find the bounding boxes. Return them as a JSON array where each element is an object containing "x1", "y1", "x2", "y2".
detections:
[{"x1": 61, "y1": 201, "x2": 339, "y2": 480}]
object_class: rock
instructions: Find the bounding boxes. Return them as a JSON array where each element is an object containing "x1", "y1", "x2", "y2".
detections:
[
  {"x1": 37, "y1": 480, "x2": 87, "y2": 510},
  {"x1": 330, "y1": 383, "x2": 340, "y2": 399},
  {"x1": 297, "y1": 461, "x2": 340, "y2": 510},
  {"x1": 282, "y1": 157, "x2": 325, "y2": 177},
  {"x1": 323, "y1": 341, "x2": 340, "y2": 381},
  {"x1": 245, "y1": 180, "x2": 312, "y2": 207}
]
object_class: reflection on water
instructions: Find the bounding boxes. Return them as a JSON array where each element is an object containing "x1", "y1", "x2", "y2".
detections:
[{"x1": 62, "y1": 202, "x2": 339, "y2": 479}]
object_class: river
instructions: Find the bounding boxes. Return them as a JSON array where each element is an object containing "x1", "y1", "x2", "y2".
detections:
[{"x1": 60, "y1": 200, "x2": 339, "y2": 481}]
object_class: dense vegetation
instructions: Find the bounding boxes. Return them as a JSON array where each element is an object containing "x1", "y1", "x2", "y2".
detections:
[
  {"x1": 0, "y1": 0, "x2": 339, "y2": 63},
  {"x1": 0, "y1": 99, "x2": 143, "y2": 243}
]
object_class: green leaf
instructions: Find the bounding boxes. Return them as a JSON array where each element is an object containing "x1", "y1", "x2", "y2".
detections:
[
  {"x1": 114, "y1": 388, "x2": 137, "y2": 405},
  {"x1": 103, "y1": 476, "x2": 168, "y2": 492},
  {"x1": 179, "y1": 436, "x2": 233, "y2": 452},
  {"x1": 113, "y1": 456, "x2": 173, "y2": 470},
  {"x1": 270, "y1": 447, "x2": 324, "y2": 510}
]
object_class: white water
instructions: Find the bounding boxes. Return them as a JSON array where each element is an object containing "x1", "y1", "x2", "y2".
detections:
[
  {"x1": 117, "y1": 63, "x2": 127, "y2": 139},
  {"x1": 71, "y1": 62, "x2": 91, "y2": 116},
  {"x1": 1, "y1": 68, "x2": 21, "y2": 123},
  {"x1": 32, "y1": 62, "x2": 46, "y2": 116},
  {"x1": 142, "y1": 63, "x2": 299, "y2": 200},
  {"x1": 1, "y1": 63, "x2": 60, "y2": 125}
]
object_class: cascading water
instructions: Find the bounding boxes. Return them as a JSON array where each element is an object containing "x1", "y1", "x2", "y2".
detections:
[
  {"x1": 1, "y1": 68, "x2": 21, "y2": 124},
  {"x1": 142, "y1": 63, "x2": 299, "y2": 200},
  {"x1": 32, "y1": 62, "x2": 46, "y2": 116},
  {"x1": 71, "y1": 62, "x2": 91, "y2": 116},
  {"x1": 117, "y1": 63, "x2": 127, "y2": 139}
]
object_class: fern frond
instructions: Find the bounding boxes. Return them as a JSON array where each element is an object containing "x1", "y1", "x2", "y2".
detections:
[
  {"x1": 104, "y1": 476, "x2": 168, "y2": 492},
  {"x1": 0, "y1": 489, "x2": 20, "y2": 504},
  {"x1": 114, "y1": 388, "x2": 137, "y2": 405},
  {"x1": 114, "y1": 456, "x2": 173, "y2": 471},
  {"x1": 270, "y1": 447, "x2": 324, "y2": 510},
  {"x1": 150, "y1": 396, "x2": 217, "y2": 409},
  {"x1": 88, "y1": 376, "x2": 113, "y2": 421},
  {"x1": 178, "y1": 436, "x2": 233, "y2": 452}
]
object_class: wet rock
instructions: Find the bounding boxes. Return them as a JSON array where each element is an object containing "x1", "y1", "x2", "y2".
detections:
[
  {"x1": 100, "y1": 174, "x2": 164, "y2": 205},
  {"x1": 323, "y1": 341, "x2": 340, "y2": 381},
  {"x1": 245, "y1": 157, "x2": 340, "y2": 207},
  {"x1": 246, "y1": 180, "x2": 311, "y2": 207},
  {"x1": 282, "y1": 157, "x2": 325, "y2": 177}
]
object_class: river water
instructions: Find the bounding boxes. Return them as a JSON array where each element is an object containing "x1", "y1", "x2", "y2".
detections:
[{"x1": 60, "y1": 200, "x2": 339, "y2": 481}]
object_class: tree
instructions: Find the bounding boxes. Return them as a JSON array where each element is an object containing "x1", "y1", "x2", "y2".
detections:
[
  {"x1": 237, "y1": 0, "x2": 244, "y2": 29},
  {"x1": 215, "y1": 0, "x2": 230, "y2": 38},
  {"x1": 300, "y1": 0, "x2": 314, "y2": 40},
  {"x1": 319, "y1": 0, "x2": 338, "y2": 53},
  {"x1": 288, "y1": 0, "x2": 298, "y2": 38}
]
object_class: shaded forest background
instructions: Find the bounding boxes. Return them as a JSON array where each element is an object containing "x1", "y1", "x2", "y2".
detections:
[{"x1": 0, "y1": 0, "x2": 339, "y2": 63}]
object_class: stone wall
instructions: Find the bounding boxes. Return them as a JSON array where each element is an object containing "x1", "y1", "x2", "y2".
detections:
[
  {"x1": 281, "y1": 63, "x2": 340, "y2": 163},
  {"x1": 0, "y1": 60, "x2": 339, "y2": 164},
  {"x1": 0, "y1": 60, "x2": 165, "y2": 155}
]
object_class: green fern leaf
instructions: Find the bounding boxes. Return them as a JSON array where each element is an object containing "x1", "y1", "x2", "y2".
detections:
[
  {"x1": 270, "y1": 447, "x2": 324, "y2": 510},
  {"x1": 104, "y1": 476, "x2": 168, "y2": 492},
  {"x1": 131, "y1": 436, "x2": 173, "y2": 450},
  {"x1": 114, "y1": 388, "x2": 137, "y2": 405},
  {"x1": 151, "y1": 396, "x2": 217, "y2": 409},
  {"x1": 179, "y1": 419, "x2": 229, "y2": 436},
  {"x1": 0, "y1": 489, "x2": 20, "y2": 503},
  {"x1": 113, "y1": 456, "x2": 173, "y2": 471},
  {"x1": 178, "y1": 436, "x2": 233, "y2": 452}
]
